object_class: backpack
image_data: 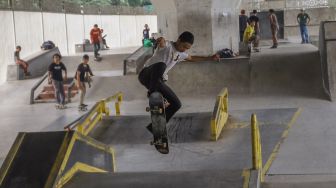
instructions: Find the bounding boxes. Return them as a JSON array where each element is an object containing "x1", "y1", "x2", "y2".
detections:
[
  {"x1": 41, "y1": 41, "x2": 55, "y2": 50},
  {"x1": 217, "y1": 48, "x2": 234, "y2": 58},
  {"x1": 83, "y1": 39, "x2": 90, "y2": 44}
]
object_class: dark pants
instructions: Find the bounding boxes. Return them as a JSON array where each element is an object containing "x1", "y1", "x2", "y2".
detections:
[
  {"x1": 52, "y1": 79, "x2": 65, "y2": 105},
  {"x1": 93, "y1": 42, "x2": 100, "y2": 58},
  {"x1": 138, "y1": 62, "x2": 181, "y2": 122}
]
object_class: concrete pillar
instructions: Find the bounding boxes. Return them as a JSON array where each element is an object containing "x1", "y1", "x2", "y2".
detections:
[
  {"x1": 150, "y1": 0, "x2": 178, "y2": 41},
  {"x1": 320, "y1": 21, "x2": 336, "y2": 100},
  {"x1": 151, "y1": 0, "x2": 241, "y2": 55}
]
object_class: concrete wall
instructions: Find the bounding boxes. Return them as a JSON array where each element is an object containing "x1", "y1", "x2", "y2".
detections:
[
  {"x1": 211, "y1": 0, "x2": 240, "y2": 53},
  {"x1": 0, "y1": 10, "x2": 157, "y2": 85},
  {"x1": 152, "y1": 0, "x2": 241, "y2": 55},
  {"x1": 319, "y1": 21, "x2": 336, "y2": 100},
  {"x1": 151, "y1": 0, "x2": 178, "y2": 41},
  {"x1": 175, "y1": 0, "x2": 213, "y2": 56},
  {"x1": 0, "y1": 11, "x2": 15, "y2": 84},
  {"x1": 284, "y1": 7, "x2": 336, "y2": 41}
]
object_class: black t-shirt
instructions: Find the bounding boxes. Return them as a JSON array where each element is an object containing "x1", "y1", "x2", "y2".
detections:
[
  {"x1": 143, "y1": 29, "x2": 150, "y2": 39},
  {"x1": 249, "y1": 15, "x2": 259, "y2": 24},
  {"x1": 48, "y1": 62, "x2": 66, "y2": 81},
  {"x1": 76, "y1": 63, "x2": 93, "y2": 82},
  {"x1": 239, "y1": 15, "x2": 249, "y2": 32}
]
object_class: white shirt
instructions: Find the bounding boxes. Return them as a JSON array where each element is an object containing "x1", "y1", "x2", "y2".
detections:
[{"x1": 144, "y1": 41, "x2": 189, "y2": 80}]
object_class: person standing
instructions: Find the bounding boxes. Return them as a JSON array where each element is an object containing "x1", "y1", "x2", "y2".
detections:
[
  {"x1": 239, "y1": 9, "x2": 249, "y2": 42},
  {"x1": 297, "y1": 9, "x2": 310, "y2": 44},
  {"x1": 249, "y1": 10, "x2": 260, "y2": 51},
  {"x1": 76, "y1": 54, "x2": 94, "y2": 109},
  {"x1": 14, "y1": 46, "x2": 30, "y2": 76},
  {"x1": 269, "y1": 9, "x2": 279, "y2": 49},
  {"x1": 143, "y1": 24, "x2": 150, "y2": 45},
  {"x1": 90, "y1": 24, "x2": 102, "y2": 61},
  {"x1": 48, "y1": 53, "x2": 67, "y2": 109}
]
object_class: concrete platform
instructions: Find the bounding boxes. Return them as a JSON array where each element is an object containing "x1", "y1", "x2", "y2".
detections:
[
  {"x1": 88, "y1": 109, "x2": 299, "y2": 173},
  {"x1": 64, "y1": 170, "x2": 244, "y2": 188}
]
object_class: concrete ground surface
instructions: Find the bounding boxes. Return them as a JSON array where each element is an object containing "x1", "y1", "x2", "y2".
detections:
[{"x1": 1, "y1": 42, "x2": 336, "y2": 187}]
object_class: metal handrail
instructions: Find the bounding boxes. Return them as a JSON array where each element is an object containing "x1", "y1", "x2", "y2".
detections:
[
  {"x1": 251, "y1": 113, "x2": 263, "y2": 182},
  {"x1": 65, "y1": 92, "x2": 123, "y2": 136},
  {"x1": 30, "y1": 72, "x2": 48, "y2": 104},
  {"x1": 211, "y1": 88, "x2": 229, "y2": 141}
]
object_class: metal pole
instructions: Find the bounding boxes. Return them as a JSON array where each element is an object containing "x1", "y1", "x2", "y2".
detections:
[{"x1": 251, "y1": 114, "x2": 258, "y2": 170}]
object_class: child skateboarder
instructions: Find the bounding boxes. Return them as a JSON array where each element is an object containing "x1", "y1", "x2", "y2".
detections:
[
  {"x1": 138, "y1": 31, "x2": 218, "y2": 152},
  {"x1": 48, "y1": 53, "x2": 67, "y2": 109},
  {"x1": 90, "y1": 24, "x2": 102, "y2": 61},
  {"x1": 76, "y1": 54, "x2": 94, "y2": 110}
]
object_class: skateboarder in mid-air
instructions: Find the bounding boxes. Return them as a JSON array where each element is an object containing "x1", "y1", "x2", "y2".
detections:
[{"x1": 138, "y1": 31, "x2": 218, "y2": 153}]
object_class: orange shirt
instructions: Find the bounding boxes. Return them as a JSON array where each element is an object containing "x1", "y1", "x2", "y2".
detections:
[{"x1": 90, "y1": 28, "x2": 102, "y2": 43}]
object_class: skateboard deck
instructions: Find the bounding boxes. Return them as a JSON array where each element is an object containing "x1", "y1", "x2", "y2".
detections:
[
  {"x1": 94, "y1": 56, "x2": 102, "y2": 62},
  {"x1": 147, "y1": 92, "x2": 169, "y2": 154}
]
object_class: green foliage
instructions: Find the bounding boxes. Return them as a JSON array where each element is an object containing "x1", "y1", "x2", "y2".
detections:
[{"x1": 63, "y1": 0, "x2": 151, "y2": 6}]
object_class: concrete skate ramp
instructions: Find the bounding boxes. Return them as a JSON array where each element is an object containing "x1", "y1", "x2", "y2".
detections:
[
  {"x1": 81, "y1": 44, "x2": 325, "y2": 102},
  {"x1": 64, "y1": 170, "x2": 244, "y2": 188},
  {"x1": 88, "y1": 108, "x2": 299, "y2": 172},
  {"x1": 249, "y1": 44, "x2": 324, "y2": 97}
]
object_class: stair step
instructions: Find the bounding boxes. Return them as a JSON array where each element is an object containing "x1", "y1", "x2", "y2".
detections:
[
  {"x1": 36, "y1": 91, "x2": 78, "y2": 100},
  {"x1": 64, "y1": 170, "x2": 243, "y2": 188},
  {"x1": 43, "y1": 85, "x2": 78, "y2": 92}
]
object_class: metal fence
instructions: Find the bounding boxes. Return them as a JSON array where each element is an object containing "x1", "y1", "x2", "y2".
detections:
[
  {"x1": 0, "y1": 0, "x2": 154, "y2": 14},
  {"x1": 246, "y1": 0, "x2": 336, "y2": 11}
]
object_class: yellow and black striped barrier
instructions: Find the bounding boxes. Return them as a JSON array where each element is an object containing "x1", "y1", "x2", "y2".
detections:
[{"x1": 211, "y1": 88, "x2": 229, "y2": 141}]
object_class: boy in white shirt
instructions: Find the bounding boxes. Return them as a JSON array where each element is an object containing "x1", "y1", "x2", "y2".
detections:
[{"x1": 139, "y1": 31, "x2": 217, "y2": 135}]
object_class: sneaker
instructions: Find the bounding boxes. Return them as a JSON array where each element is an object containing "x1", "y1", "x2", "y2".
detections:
[
  {"x1": 270, "y1": 45, "x2": 277, "y2": 49},
  {"x1": 80, "y1": 104, "x2": 88, "y2": 107}
]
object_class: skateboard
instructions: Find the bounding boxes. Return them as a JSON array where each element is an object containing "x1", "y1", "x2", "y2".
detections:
[
  {"x1": 146, "y1": 92, "x2": 169, "y2": 154},
  {"x1": 94, "y1": 55, "x2": 102, "y2": 62},
  {"x1": 55, "y1": 104, "x2": 67, "y2": 110},
  {"x1": 78, "y1": 104, "x2": 88, "y2": 111},
  {"x1": 85, "y1": 74, "x2": 92, "y2": 88}
]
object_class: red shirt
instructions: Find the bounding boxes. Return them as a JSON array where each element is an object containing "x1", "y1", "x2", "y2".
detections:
[{"x1": 90, "y1": 28, "x2": 102, "y2": 43}]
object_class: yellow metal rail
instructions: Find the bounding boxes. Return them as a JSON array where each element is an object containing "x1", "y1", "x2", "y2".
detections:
[
  {"x1": 211, "y1": 88, "x2": 229, "y2": 141},
  {"x1": 250, "y1": 114, "x2": 264, "y2": 182},
  {"x1": 71, "y1": 92, "x2": 123, "y2": 136},
  {"x1": 54, "y1": 132, "x2": 115, "y2": 188}
]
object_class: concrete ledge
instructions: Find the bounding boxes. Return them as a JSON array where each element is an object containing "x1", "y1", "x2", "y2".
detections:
[
  {"x1": 75, "y1": 43, "x2": 106, "y2": 53},
  {"x1": 319, "y1": 21, "x2": 336, "y2": 100},
  {"x1": 7, "y1": 47, "x2": 60, "y2": 81},
  {"x1": 123, "y1": 46, "x2": 153, "y2": 75}
]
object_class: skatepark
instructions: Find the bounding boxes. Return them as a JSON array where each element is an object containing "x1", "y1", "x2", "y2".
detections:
[{"x1": 2, "y1": 0, "x2": 336, "y2": 188}]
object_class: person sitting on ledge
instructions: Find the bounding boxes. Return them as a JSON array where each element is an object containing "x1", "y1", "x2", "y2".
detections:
[{"x1": 14, "y1": 46, "x2": 30, "y2": 76}]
